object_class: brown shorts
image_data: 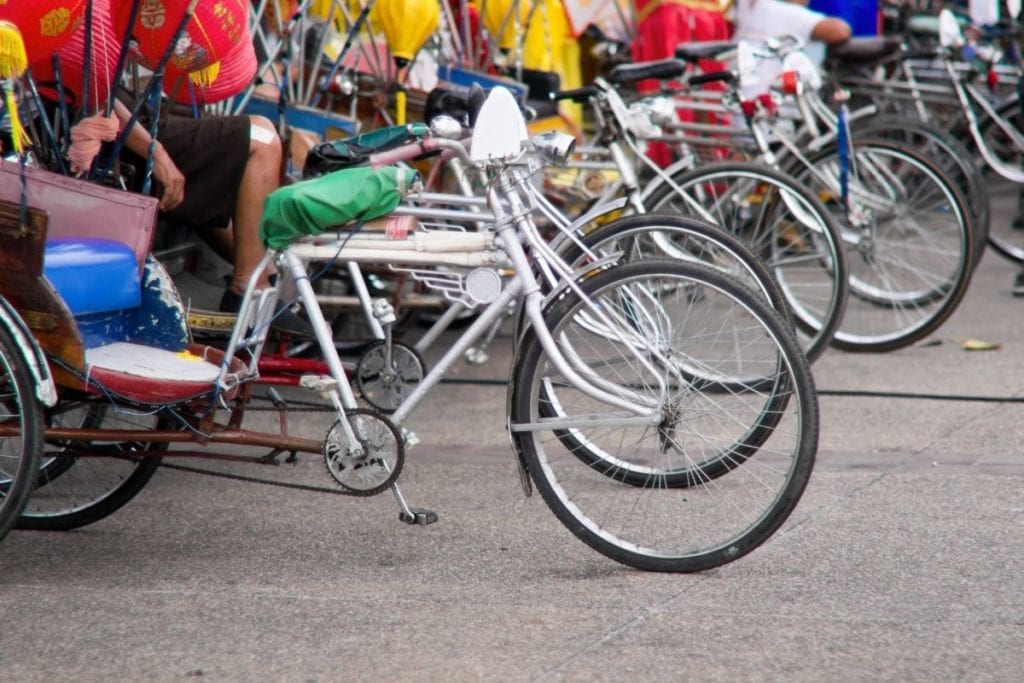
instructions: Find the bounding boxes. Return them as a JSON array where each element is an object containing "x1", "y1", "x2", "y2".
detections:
[{"x1": 124, "y1": 114, "x2": 250, "y2": 230}]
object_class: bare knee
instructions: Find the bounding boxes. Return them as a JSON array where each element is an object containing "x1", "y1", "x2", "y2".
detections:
[
  {"x1": 812, "y1": 18, "x2": 851, "y2": 46},
  {"x1": 247, "y1": 115, "x2": 282, "y2": 164}
]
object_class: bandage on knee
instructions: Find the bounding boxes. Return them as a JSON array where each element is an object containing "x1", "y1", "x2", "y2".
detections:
[{"x1": 250, "y1": 123, "x2": 275, "y2": 145}]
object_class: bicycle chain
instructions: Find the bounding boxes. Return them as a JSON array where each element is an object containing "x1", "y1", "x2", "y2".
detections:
[{"x1": 158, "y1": 461, "x2": 348, "y2": 496}]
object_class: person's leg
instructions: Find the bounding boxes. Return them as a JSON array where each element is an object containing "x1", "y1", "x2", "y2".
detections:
[
  {"x1": 194, "y1": 224, "x2": 235, "y2": 265},
  {"x1": 218, "y1": 116, "x2": 313, "y2": 336},
  {"x1": 228, "y1": 115, "x2": 282, "y2": 294}
]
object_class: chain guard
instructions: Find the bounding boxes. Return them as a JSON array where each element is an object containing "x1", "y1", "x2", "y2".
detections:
[
  {"x1": 354, "y1": 340, "x2": 426, "y2": 413},
  {"x1": 323, "y1": 408, "x2": 404, "y2": 496}
]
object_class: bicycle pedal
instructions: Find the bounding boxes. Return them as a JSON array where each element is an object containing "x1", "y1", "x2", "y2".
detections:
[
  {"x1": 399, "y1": 508, "x2": 439, "y2": 525},
  {"x1": 298, "y1": 374, "x2": 339, "y2": 398}
]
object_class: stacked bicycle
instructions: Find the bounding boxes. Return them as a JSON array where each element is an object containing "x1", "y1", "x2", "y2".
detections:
[{"x1": 580, "y1": 35, "x2": 980, "y2": 353}]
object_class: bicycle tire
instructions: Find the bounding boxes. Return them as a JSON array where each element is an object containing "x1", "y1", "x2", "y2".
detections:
[
  {"x1": 510, "y1": 259, "x2": 818, "y2": 572},
  {"x1": 0, "y1": 323, "x2": 44, "y2": 543},
  {"x1": 17, "y1": 399, "x2": 166, "y2": 531},
  {"x1": 642, "y1": 161, "x2": 848, "y2": 364}
]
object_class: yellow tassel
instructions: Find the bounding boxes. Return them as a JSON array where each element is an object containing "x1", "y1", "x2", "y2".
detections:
[
  {"x1": 189, "y1": 61, "x2": 221, "y2": 88},
  {"x1": 0, "y1": 21, "x2": 29, "y2": 80},
  {"x1": 4, "y1": 84, "x2": 28, "y2": 154}
]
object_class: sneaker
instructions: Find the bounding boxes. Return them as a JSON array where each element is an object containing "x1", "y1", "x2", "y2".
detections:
[
  {"x1": 219, "y1": 288, "x2": 316, "y2": 338},
  {"x1": 1013, "y1": 272, "x2": 1024, "y2": 297}
]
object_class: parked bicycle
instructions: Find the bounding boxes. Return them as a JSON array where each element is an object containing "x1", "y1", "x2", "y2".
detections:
[{"x1": 0, "y1": 87, "x2": 818, "y2": 573}]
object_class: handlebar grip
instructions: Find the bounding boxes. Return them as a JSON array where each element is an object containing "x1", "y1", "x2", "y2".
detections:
[
  {"x1": 554, "y1": 86, "x2": 598, "y2": 103},
  {"x1": 687, "y1": 70, "x2": 736, "y2": 87}
]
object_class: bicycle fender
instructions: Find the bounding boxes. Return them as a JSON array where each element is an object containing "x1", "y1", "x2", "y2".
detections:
[
  {"x1": 564, "y1": 197, "x2": 630, "y2": 236},
  {"x1": 546, "y1": 197, "x2": 631, "y2": 258},
  {"x1": 639, "y1": 158, "x2": 696, "y2": 203},
  {"x1": 0, "y1": 294, "x2": 58, "y2": 407},
  {"x1": 505, "y1": 305, "x2": 533, "y2": 497}
]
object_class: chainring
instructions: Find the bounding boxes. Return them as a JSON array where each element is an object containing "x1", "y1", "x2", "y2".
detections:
[
  {"x1": 354, "y1": 340, "x2": 426, "y2": 413},
  {"x1": 323, "y1": 408, "x2": 404, "y2": 496}
]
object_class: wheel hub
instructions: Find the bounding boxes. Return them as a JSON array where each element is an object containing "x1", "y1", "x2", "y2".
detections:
[{"x1": 657, "y1": 401, "x2": 684, "y2": 454}]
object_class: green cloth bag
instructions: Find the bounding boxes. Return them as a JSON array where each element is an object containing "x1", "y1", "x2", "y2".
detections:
[{"x1": 260, "y1": 166, "x2": 420, "y2": 249}]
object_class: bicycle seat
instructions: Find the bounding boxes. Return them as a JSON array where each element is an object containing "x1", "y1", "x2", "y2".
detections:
[
  {"x1": 607, "y1": 59, "x2": 688, "y2": 84},
  {"x1": 675, "y1": 41, "x2": 735, "y2": 63},
  {"x1": 827, "y1": 36, "x2": 903, "y2": 65},
  {"x1": 82, "y1": 341, "x2": 248, "y2": 405},
  {"x1": 44, "y1": 238, "x2": 141, "y2": 315}
]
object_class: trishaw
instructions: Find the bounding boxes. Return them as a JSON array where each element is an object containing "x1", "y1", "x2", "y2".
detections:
[{"x1": 0, "y1": 87, "x2": 818, "y2": 573}]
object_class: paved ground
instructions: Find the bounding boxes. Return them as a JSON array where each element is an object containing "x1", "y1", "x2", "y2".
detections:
[{"x1": 3, "y1": 243, "x2": 1024, "y2": 681}]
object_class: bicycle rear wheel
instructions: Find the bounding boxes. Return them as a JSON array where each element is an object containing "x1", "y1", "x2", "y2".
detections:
[
  {"x1": 18, "y1": 399, "x2": 165, "y2": 531},
  {"x1": 510, "y1": 260, "x2": 817, "y2": 572},
  {"x1": 0, "y1": 324, "x2": 43, "y2": 542}
]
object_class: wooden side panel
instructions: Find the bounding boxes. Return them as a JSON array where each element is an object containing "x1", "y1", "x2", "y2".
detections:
[{"x1": 0, "y1": 201, "x2": 86, "y2": 384}]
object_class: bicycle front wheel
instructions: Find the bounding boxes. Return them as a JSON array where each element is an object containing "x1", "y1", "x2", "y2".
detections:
[
  {"x1": 555, "y1": 213, "x2": 791, "y2": 319},
  {"x1": 853, "y1": 114, "x2": 989, "y2": 263},
  {"x1": 509, "y1": 260, "x2": 818, "y2": 572},
  {"x1": 794, "y1": 138, "x2": 975, "y2": 352}
]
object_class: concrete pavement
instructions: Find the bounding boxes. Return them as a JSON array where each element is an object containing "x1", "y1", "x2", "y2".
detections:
[{"x1": 2, "y1": 247, "x2": 1024, "y2": 681}]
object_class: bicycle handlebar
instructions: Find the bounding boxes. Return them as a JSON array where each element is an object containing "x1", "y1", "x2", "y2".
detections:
[
  {"x1": 687, "y1": 70, "x2": 736, "y2": 87},
  {"x1": 554, "y1": 86, "x2": 599, "y2": 103}
]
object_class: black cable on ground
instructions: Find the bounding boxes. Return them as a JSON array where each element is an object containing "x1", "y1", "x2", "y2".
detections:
[
  {"x1": 816, "y1": 389, "x2": 1024, "y2": 403},
  {"x1": 437, "y1": 378, "x2": 1024, "y2": 403}
]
